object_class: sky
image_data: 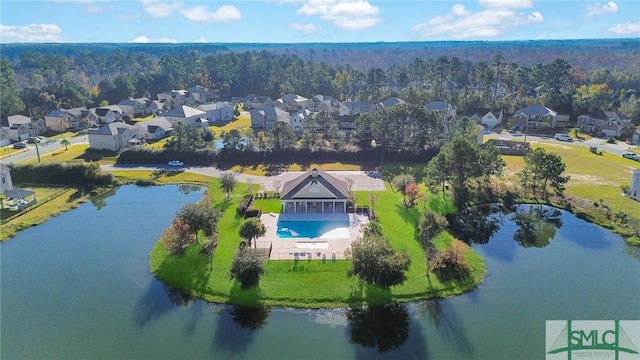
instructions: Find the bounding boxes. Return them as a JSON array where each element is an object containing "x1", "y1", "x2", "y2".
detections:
[{"x1": 0, "y1": 0, "x2": 638, "y2": 43}]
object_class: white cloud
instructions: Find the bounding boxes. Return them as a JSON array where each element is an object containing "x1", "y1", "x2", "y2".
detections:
[
  {"x1": 181, "y1": 5, "x2": 241, "y2": 22},
  {"x1": 0, "y1": 24, "x2": 64, "y2": 43},
  {"x1": 587, "y1": 2, "x2": 618, "y2": 17},
  {"x1": 412, "y1": 4, "x2": 543, "y2": 39},
  {"x1": 478, "y1": 0, "x2": 533, "y2": 9},
  {"x1": 141, "y1": 0, "x2": 183, "y2": 18},
  {"x1": 295, "y1": 0, "x2": 382, "y2": 30},
  {"x1": 194, "y1": 37, "x2": 208, "y2": 43},
  {"x1": 131, "y1": 35, "x2": 178, "y2": 43},
  {"x1": 606, "y1": 20, "x2": 640, "y2": 36},
  {"x1": 290, "y1": 22, "x2": 319, "y2": 34}
]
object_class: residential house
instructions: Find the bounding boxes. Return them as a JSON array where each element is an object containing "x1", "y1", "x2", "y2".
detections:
[
  {"x1": 576, "y1": 111, "x2": 631, "y2": 137},
  {"x1": 281, "y1": 168, "x2": 349, "y2": 214},
  {"x1": 87, "y1": 123, "x2": 139, "y2": 151},
  {"x1": 117, "y1": 98, "x2": 151, "y2": 117},
  {"x1": 89, "y1": 105, "x2": 123, "y2": 125},
  {"x1": 289, "y1": 109, "x2": 312, "y2": 132},
  {"x1": 194, "y1": 118, "x2": 209, "y2": 128},
  {"x1": 336, "y1": 102, "x2": 380, "y2": 130},
  {"x1": 197, "y1": 102, "x2": 234, "y2": 122},
  {"x1": 45, "y1": 107, "x2": 89, "y2": 132},
  {"x1": 512, "y1": 105, "x2": 558, "y2": 130},
  {"x1": 149, "y1": 100, "x2": 166, "y2": 114},
  {"x1": 273, "y1": 94, "x2": 310, "y2": 112},
  {"x1": 463, "y1": 108, "x2": 503, "y2": 128},
  {"x1": 186, "y1": 85, "x2": 213, "y2": 105},
  {"x1": 243, "y1": 94, "x2": 273, "y2": 110},
  {"x1": 250, "y1": 107, "x2": 290, "y2": 130},
  {"x1": 0, "y1": 128, "x2": 10, "y2": 147},
  {"x1": 1, "y1": 164, "x2": 13, "y2": 194},
  {"x1": 379, "y1": 97, "x2": 407, "y2": 109},
  {"x1": 425, "y1": 101, "x2": 457, "y2": 118},
  {"x1": 491, "y1": 82, "x2": 510, "y2": 99},
  {"x1": 157, "y1": 90, "x2": 188, "y2": 109},
  {"x1": 160, "y1": 105, "x2": 207, "y2": 127},
  {"x1": 7, "y1": 123, "x2": 30, "y2": 142},
  {"x1": 630, "y1": 169, "x2": 640, "y2": 201},
  {"x1": 136, "y1": 117, "x2": 173, "y2": 141},
  {"x1": 311, "y1": 95, "x2": 341, "y2": 113},
  {"x1": 7, "y1": 115, "x2": 46, "y2": 135}
]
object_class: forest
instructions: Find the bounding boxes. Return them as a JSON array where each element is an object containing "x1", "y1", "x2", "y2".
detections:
[{"x1": 1, "y1": 40, "x2": 639, "y2": 125}]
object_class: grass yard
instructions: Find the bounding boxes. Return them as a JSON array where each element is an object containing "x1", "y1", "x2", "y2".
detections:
[
  {"x1": 111, "y1": 169, "x2": 214, "y2": 185},
  {"x1": 1, "y1": 186, "x2": 84, "y2": 241},
  {"x1": 19, "y1": 144, "x2": 119, "y2": 166},
  {"x1": 501, "y1": 141, "x2": 640, "y2": 216},
  {"x1": 208, "y1": 113, "x2": 250, "y2": 136},
  {"x1": 150, "y1": 180, "x2": 486, "y2": 308},
  {"x1": 229, "y1": 162, "x2": 365, "y2": 176},
  {"x1": 0, "y1": 146, "x2": 29, "y2": 159}
]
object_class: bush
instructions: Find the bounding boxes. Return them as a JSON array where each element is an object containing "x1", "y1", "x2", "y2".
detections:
[
  {"x1": 236, "y1": 194, "x2": 254, "y2": 215},
  {"x1": 244, "y1": 208, "x2": 262, "y2": 219},
  {"x1": 229, "y1": 248, "x2": 265, "y2": 288},
  {"x1": 431, "y1": 240, "x2": 470, "y2": 281},
  {"x1": 10, "y1": 162, "x2": 114, "y2": 189}
]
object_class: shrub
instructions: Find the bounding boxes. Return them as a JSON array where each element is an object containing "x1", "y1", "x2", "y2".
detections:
[
  {"x1": 229, "y1": 248, "x2": 265, "y2": 288},
  {"x1": 431, "y1": 240, "x2": 470, "y2": 281},
  {"x1": 244, "y1": 208, "x2": 262, "y2": 219},
  {"x1": 10, "y1": 162, "x2": 114, "y2": 189},
  {"x1": 236, "y1": 194, "x2": 254, "y2": 215}
]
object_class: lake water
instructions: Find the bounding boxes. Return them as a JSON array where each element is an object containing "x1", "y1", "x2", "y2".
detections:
[{"x1": 1, "y1": 188, "x2": 639, "y2": 359}]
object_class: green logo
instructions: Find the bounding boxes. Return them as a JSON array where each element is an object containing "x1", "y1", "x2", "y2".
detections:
[{"x1": 546, "y1": 320, "x2": 640, "y2": 360}]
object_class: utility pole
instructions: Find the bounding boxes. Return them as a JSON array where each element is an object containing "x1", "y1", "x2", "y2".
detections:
[
  {"x1": 29, "y1": 109, "x2": 41, "y2": 163},
  {"x1": 524, "y1": 113, "x2": 529, "y2": 143}
]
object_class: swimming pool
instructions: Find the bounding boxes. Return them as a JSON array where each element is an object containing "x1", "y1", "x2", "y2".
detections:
[{"x1": 276, "y1": 221, "x2": 350, "y2": 239}]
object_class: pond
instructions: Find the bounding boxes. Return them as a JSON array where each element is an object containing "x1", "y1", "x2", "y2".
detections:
[{"x1": 1, "y1": 188, "x2": 638, "y2": 359}]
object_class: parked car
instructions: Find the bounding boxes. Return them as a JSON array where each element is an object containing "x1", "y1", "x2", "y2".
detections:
[
  {"x1": 27, "y1": 136, "x2": 43, "y2": 143},
  {"x1": 622, "y1": 152, "x2": 640, "y2": 161},
  {"x1": 554, "y1": 133, "x2": 573, "y2": 141},
  {"x1": 12, "y1": 142, "x2": 27, "y2": 149},
  {"x1": 168, "y1": 160, "x2": 184, "y2": 167}
]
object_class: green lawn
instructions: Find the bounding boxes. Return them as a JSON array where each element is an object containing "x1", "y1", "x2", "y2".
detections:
[{"x1": 150, "y1": 181, "x2": 486, "y2": 308}]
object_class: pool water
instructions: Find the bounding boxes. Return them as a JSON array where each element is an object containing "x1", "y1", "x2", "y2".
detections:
[{"x1": 276, "y1": 221, "x2": 350, "y2": 239}]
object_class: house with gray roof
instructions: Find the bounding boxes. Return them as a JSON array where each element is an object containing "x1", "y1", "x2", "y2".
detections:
[
  {"x1": 117, "y1": 98, "x2": 151, "y2": 117},
  {"x1": 186, "y1": 85, "x2": 213, "y2": 105},
  {"x1": 243, "y1": 94, "x2": 273, "y2": 110},
  {"x1": 463, "y1": 108, "x2": 503, "y2": 128},
  {"x1": 380, "y1": 97, "x2": 407, "y2": 109},
  {"x1": 197, "y1": 102, "x2": 234, "y2": 122},
  {"x1": 88, "y1": 123, "x2": 139, "y2": 151},
  {"x1": 273, "y1": 94, "x2": 310, "y2": 112},
  {"x1": 7, "y1": 115, "x2": 46, "y2": 135},
  {"x1": 289, "y1": 109, "x2": 312, "y2": 132},
  {"x1": 44, "y1": 107, "x2": 89, "y2": 132},
  {"x1": 577, "y1": 110, "x2": 631, "y2": 137},
  {"x1": 89, "y1": 105, "x2": 123, "y2": 125},
  {"x1": 512, "y1": 105, "x2": 558, "y2": 130},
  {"x1": 281, "y1": 168, "x2": 349, "y2": 214},
  {"x1": 425, "y1": 101, "x2": 457, "y2": 118},
  {"x1": 157, "y1": 90, "x2": 188, "y2": 109},
  {"x1": 311, "y1": 95, "x2": 341, "y2": 113},
  {"x1": 136, "y1": 117, "x2": 173, "y2": 141},
  {"x1": 161, "y1": 105, "x2": 207, "y2": 127},
  {"x1": 250, "y1": 107, "x2": 290, "y2": 130}
]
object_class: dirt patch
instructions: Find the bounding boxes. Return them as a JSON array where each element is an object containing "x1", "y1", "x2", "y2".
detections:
[{"x1": 566, "y1": 173, "x2": 618, "y2": 186}]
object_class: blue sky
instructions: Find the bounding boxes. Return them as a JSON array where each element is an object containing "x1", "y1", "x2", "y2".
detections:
[{"x1": 0, "y1": 0, "x2": 638, "y2": 43}]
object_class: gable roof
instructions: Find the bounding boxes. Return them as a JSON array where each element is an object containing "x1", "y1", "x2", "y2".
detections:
[
  {"x1": 7, "y1": 115, "x2": 32, "y2": 125},
  {"x1": 162, "y1": 105, "x2": 206, "y2": 118},
  {"x1": 425, "y1": 101, "x2": 455, "y2": 111},
  {"x1": 281, "y1": 168, "x2": 349, "y2": 200},
  {"x1": 463, "y1": 108, "x2": 501, "y2": 118},
  {"x1": 515, "y1": 105, "x2": 556, "y2": 117},
  {"x1": 345, "y1": 101, "x2": 377, "y2": 114},
  {"x1": 136, "y1": 117, "x2": 173, "y2": 132},
  {"x1": 88, "y1": 122, "x2": 136, "y2": 136},
  {"x1": 380, "y1": 97, "x2": 407, "y2": 108}
]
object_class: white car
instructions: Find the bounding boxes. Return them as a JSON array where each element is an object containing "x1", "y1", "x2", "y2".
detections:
[{"x1": 168, "y1": 160, "x2": 184, "y2": 167}]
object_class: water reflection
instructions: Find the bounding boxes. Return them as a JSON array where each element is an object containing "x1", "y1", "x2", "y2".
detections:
[
  {"x1": 415, "y1": 300, "x2": 474, "y2": 358},
  {"x1": 212, "y1": 305, "x2": 270, "y2": 355},
  {"x1": 133, "y1": 281, "x2": 189, "y2": 327},
  {"x1": 512, "y1": 205, "x2": 562, "y2": 248},
  {"x1": 346, "y1": 302, "x2": 410, "y2": 353},
  {"x1": 452, "y1": 205, "x2": 504, "y2": 245},
  {"x1": 178, "y1": 184, "x2": 202, "y2": 195},
  {"x1": 89, "y1": 188, "x2": 116, "y2": 210}
]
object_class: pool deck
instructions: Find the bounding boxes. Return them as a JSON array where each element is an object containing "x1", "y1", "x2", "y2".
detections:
[{"x1": 257, "y1": 212, "x2": 370, "y2": 260}]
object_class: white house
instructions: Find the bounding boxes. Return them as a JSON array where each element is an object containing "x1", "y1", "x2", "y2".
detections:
[
  {"x1": 136, "y1": 117, "x2": 173, "y2": 141},
  {"x1": 463, "y1": 108, "x2": 503, "y2": 128},
  {"x1": 161, "y1": 105, "x2": 207, "y2": 127},
  {"x1": 289, "y1": 109, "x2": 312, "y2": 132},
  {"x1": 281, "y1": 168, "x2": 349, "y2": 214},
  {"x1": 157, "y1": 90, "x2": 188, "y2": 109},
  {"x1": 87, "y1": 123, "x2": 139, "y2": 151},
  {"x1": 577, "y1": 111, "x2": 631, "y2": 137},
  {"x1": 1, "y1": 164, "x2": 13, "y2": 194},
  {"x1": 8, "y1": 115, "x2": 46, "y2": 135},
  {"x1": 186, "y1": 85, "x2": 213, "y2": 105},
  {"x1": 197, "y1": 102, "x2": 234, "y2": 122},
  {"x1": 89, "y1": 105, "x2": 123, "y2": 125},
  {"x1": 7, "y1": 123, "x2": 30, "y2": 142},
  {"x1": 630, "y1": 169, "x2": 640, "y2": 201}
]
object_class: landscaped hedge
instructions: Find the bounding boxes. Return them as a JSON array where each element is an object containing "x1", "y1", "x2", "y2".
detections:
[
  {"x1": 10, "y1": 162, "x2": 114, "y2": 189},
  {"x1": 236, "y1": 194, "x2": 254, "y2": 215},
  {"x1": 116, "y1": 146, "x2": 440, "y2": 167},
  {"x1": 244, "y1": 207, "x2": 262, "y2": 219}
]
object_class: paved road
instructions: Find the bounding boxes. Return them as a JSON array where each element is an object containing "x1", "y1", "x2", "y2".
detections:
[
  {"x1": 488, "y1": 132, "x2": 636, "y2": 156},
  {"x1": 1, "y1": 135, "x2": 88, "y2": 165}
]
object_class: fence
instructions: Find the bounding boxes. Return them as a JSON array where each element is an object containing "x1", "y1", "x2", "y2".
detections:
[
  {"x1": 267, "y1": 250, "x2": 347, "y2": 261},
  {"x1": 1, "y1": 184, "x2": 72, "y2": 224}
]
